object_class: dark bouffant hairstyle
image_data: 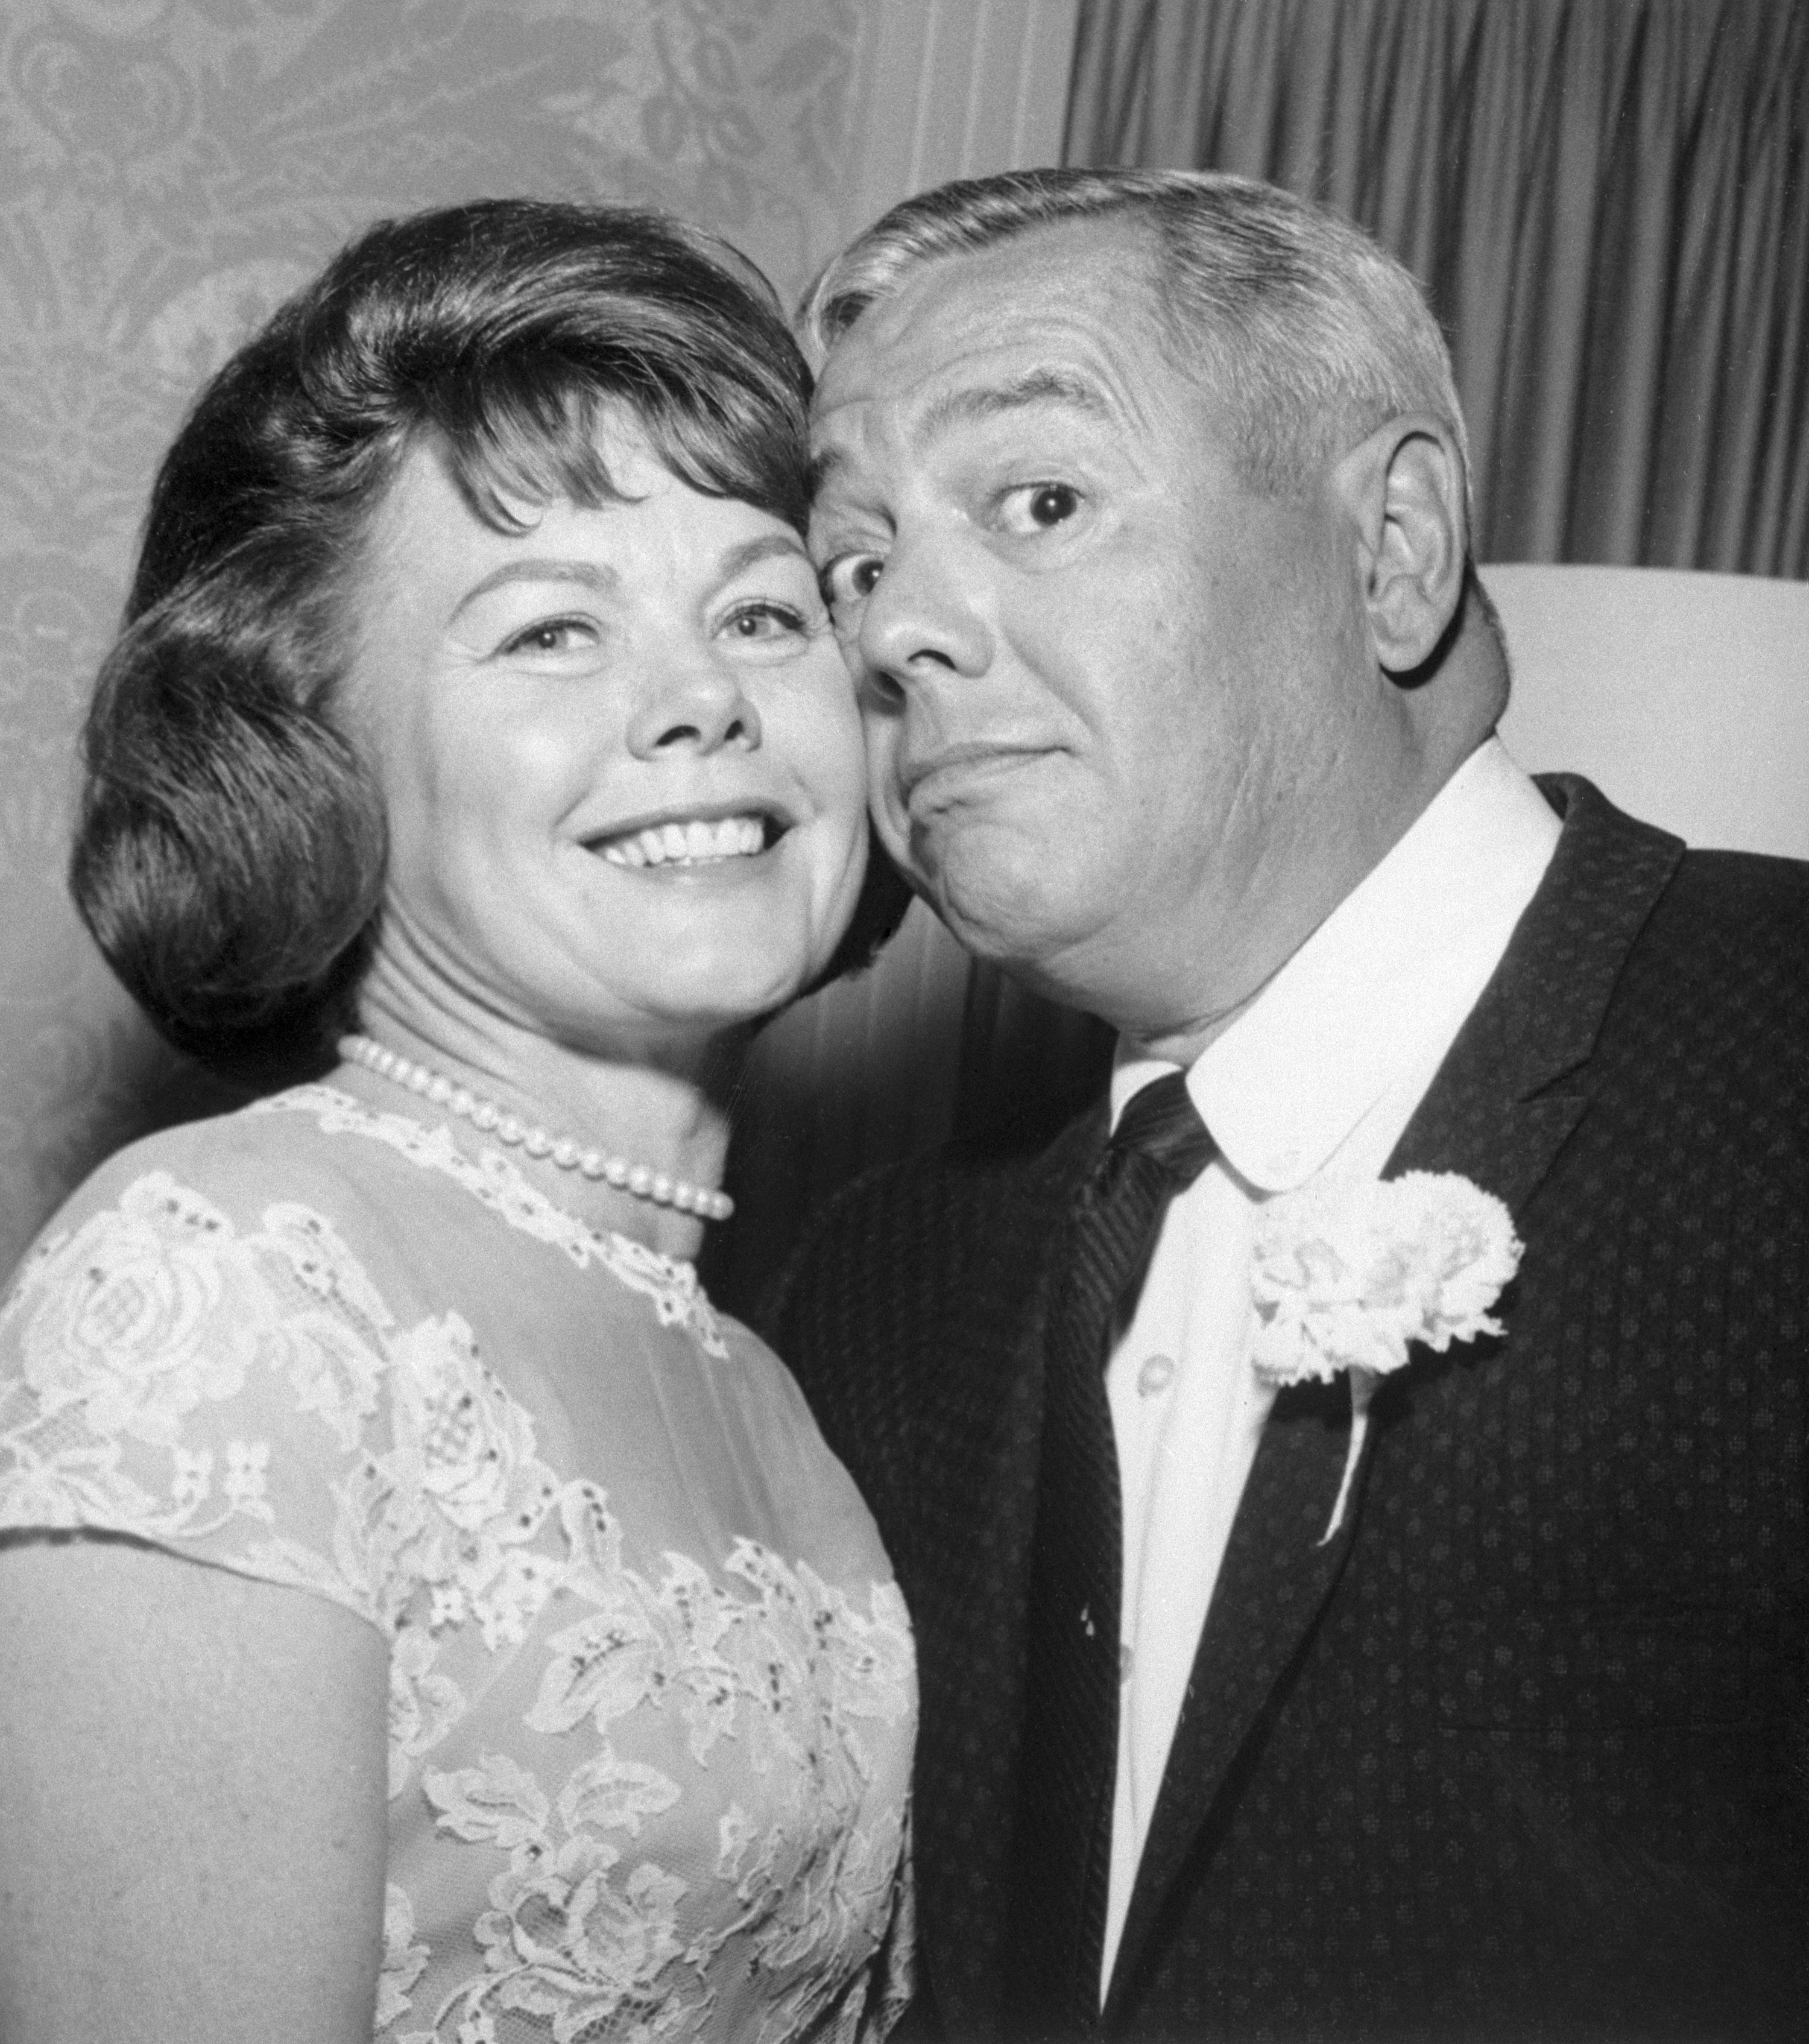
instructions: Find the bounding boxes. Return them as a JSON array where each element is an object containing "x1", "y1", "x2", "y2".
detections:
[{"x1": 75, "y1": 197, "x2": 908, "y2": 1078}]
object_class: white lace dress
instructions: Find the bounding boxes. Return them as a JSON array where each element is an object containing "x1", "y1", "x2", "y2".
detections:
[{"x1": 0, "y1": 1084, "x2": 915, "y2": 2043}]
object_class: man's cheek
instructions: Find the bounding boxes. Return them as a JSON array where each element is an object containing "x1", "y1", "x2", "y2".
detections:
[
  {"x1": 866, "y1": 779, "x2": 917, "y2": 873},
  {"x1": 862, "y1": 724, "x2": 902, "y2": 793}
]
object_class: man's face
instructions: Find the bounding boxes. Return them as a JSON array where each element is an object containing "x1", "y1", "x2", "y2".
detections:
[{"x1": 808, "y1": 218, "x2": 1374, "y2": 1042}]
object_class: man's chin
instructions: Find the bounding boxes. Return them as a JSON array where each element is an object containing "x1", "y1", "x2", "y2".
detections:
[{"x1": 910, "y1": 832, "x2": 1097, "y2": 976}]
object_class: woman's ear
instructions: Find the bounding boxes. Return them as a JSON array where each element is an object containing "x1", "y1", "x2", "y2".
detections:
[{"x1": 1332, "y1": 416, "x2": 1468, "y2": 675}]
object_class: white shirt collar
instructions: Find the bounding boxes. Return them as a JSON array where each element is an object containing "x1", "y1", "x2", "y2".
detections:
[{"x1": 1113, "y1": 738, "x2": 1561, "y2": 1191}]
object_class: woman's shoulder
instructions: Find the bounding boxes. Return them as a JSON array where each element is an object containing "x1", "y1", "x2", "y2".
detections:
[
  {"x1": 17, "y1": 1087, "x2": 401, "y2": 1245},
  {"x1": 9, "y1": 1083, "x2": 545, "y2": 1304},
  {"x1": 0, "y1": 1084, "x2": 581, "y2": 1634},
  {"x1": 0, "y1": 1096, "x2": 415, "y2": 1625}
]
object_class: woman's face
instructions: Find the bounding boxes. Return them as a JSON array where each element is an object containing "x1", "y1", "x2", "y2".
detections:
[{"x1": 346, "y1": 424, "x2": 869, "y2": 1055}]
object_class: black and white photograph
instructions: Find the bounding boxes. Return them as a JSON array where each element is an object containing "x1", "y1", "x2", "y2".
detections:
[{"x1": 0, "y1": 3, "x2": 1804, "y2": 2039}]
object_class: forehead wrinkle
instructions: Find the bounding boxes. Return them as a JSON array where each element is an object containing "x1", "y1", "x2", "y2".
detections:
[
  {"x1": 807, "y1": 258, "x2": 1179, "y2": 515},
  {"x1": 915, "y1": 367, "x2": 1116, "y2": 446}
]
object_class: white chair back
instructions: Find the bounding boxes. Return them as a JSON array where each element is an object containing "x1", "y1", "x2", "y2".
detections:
[{"x1": 1483, "y1": 565, "x2": 1809, "y2": 859}]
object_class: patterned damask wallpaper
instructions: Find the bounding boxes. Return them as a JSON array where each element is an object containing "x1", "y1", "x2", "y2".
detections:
[{"x1": 0, "y1": 0, "x2": 867, "y2": 1269}]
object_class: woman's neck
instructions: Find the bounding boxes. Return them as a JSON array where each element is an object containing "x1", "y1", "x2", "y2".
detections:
[{"x1": 342, "y1": 986, "x2": 743, "y2": 1265}]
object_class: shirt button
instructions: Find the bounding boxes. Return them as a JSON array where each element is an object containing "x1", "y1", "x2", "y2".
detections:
[
  {"x1": 1137, "y1": 1352, "x2": 1176, "y2": 1396},
  {"x1": 1120, "y1": 1643, "x2": 1134, "y2": 1681}
]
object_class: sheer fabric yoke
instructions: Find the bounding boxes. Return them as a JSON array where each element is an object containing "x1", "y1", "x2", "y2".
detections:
[{"x1": 0, "y1": 1084, "x2": 917, "y2": 2043}]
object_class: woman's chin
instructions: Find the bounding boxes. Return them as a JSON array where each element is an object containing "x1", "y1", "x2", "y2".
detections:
[
  {"x1": 542, "y1": 952, "x2": 823, "y2": 1052},
  {"x1": 645, "y1": 964, "x2": 817, "y2": 1036},
  {"x1": 569, "y1": 859, "x2": 857, "y2": 1030}
]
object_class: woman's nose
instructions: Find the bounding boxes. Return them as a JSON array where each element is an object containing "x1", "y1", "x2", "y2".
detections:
[
  {"x1": 625, "y1": 656, "x2": 762, "y2": 759},
  {"x1": 856, "y1": 533, "x2": 994, "y2": 692}
]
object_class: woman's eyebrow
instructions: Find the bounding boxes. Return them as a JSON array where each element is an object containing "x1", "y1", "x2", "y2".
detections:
[
  {"x1": 715, "y1": 534, "x2": 810, "y2": 580},
  {"x1": 452, "y1": 537, "x2": 804, "y2": 620},
  {"x1": 450, "y1": 558, "x2": 619, "y2": 619}
]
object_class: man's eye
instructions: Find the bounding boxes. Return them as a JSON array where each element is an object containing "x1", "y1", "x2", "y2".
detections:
[
  {"x1": 499, "y1": 617, "x2": 598, "y2": 657},
  {"x1": 821, "y1": 555, "x2": 885, "y2": 610},
  {"x1": 999, "y1": 483, "x2": 1081, "y2": 534}
]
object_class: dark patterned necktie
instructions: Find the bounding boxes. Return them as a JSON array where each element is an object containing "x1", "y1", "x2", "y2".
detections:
[{"x1": 1006, "y1": 1071, "x2": 1217, "y2": 2036}]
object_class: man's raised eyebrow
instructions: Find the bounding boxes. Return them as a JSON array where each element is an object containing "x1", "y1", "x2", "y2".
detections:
[
  {"x1": 803, "y1": 370, "x2": 1111, "y2": 510},
  {"x1": 920, "y1": 368, "x2": 1113, "y2": 440}
]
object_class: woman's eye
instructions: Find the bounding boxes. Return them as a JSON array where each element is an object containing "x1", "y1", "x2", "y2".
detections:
[
  {"x1": 999, "y1": 483, "x2": 1081, "y2": 533},
  {"x1": 722, "y1": 601, "x2": 806, "y2": 642},
  {"x1": 499, "y1": 616, "x2": 598, "y2": 657},
  {"x1": 820, "y1": 554, "x2": 885, "y2": 612}
]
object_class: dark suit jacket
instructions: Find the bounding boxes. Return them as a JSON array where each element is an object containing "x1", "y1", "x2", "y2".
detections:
[{"x1": 762, "y1": 779, "x2": 1809, "y2": 2042}]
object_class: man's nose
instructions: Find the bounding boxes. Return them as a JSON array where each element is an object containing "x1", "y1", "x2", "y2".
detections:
[
  {"x1": 856, "y1": 531, "x2": 994, "y2": 691},
  {"x1": 625, "y1": 652, "x2": 762, "y2": 758}
]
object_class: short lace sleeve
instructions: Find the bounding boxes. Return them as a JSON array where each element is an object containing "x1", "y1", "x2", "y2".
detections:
[{"x1": 0, "y1": 1166, "x2": 439, "y2": 1634}]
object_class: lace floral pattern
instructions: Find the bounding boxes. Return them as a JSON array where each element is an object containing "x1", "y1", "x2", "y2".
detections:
[
  {"x1": 254, "y1": 1087, "x2": 729, "y2": 1358},
  {"x1": 0, "y1": 1174, "x2": 387, "y2": 1557},
  {"x1": 0, "y1": 1107, "x2": 915, "y2": 2042}
]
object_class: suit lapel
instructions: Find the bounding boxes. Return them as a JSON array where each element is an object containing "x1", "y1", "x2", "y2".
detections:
[
  {"x1": 1104, "y1": 779, "x2": 1685, "y2": 2020},
  {"x1": 909, "y1": 1105, "x2": 1104, "y2": 2033}
]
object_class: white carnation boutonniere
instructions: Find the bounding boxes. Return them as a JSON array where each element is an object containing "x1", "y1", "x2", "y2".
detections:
[{"x1": 1249, "y1": 1172, "x2": 1523, "y2": 1545}]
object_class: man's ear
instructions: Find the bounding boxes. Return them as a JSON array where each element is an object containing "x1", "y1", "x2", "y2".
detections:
[{"x1": 1331, "y1": 416, "x2": 1468, "y2": 676}]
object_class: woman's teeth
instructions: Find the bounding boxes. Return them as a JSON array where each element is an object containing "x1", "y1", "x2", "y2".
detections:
[{"x1": 600, "y1": 814, "x2": 770, "y2": 868}]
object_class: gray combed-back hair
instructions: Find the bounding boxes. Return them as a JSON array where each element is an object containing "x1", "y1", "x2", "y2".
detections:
[{"x1": 799, "y1": 167, "x2": 1470, "y2": 502}]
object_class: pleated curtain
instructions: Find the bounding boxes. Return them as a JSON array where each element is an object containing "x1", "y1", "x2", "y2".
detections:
[{"x1": 1064, "y1": 0, "x2": 1808, "y2": 577}]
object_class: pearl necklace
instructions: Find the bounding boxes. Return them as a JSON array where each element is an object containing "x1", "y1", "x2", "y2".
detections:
[{"x1": 338, "y1": 1034, "x2": 734, "y2": 1222}]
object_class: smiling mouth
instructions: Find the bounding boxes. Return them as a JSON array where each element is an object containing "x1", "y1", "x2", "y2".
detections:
[{"x1": 591, "y1": 812, "x2": 788, "y2": 870}]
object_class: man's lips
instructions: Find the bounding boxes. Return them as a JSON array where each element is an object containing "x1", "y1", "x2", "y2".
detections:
[
  {"x1": 898, "y1": 743, "x2": 1050, "y2": 809},
  {"x1": 584, "y1": 800, "x2": 794, "y2": 870}
]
